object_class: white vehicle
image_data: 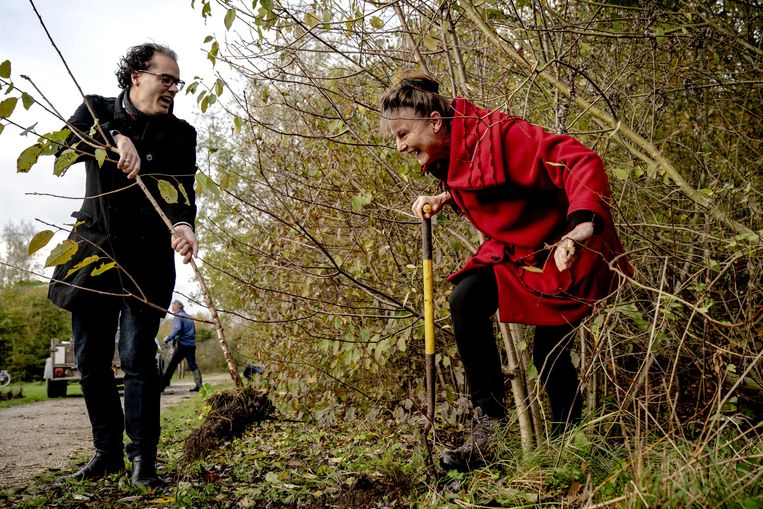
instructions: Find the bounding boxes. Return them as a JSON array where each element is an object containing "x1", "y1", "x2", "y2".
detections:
[
  {"x1": 43, "y1": 337, "x2": 163, "y2": 398},
  {"x1": 43, "y1": 338, "x2": 123, "y2": 398}
]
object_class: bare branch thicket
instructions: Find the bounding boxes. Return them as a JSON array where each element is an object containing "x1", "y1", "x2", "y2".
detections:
[{"x1": 185, "y1": 0, "x2": 762, "y2": 430}]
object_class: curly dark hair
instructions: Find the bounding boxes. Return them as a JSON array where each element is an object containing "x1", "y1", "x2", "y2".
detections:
[{"x1": 115, "y1": 43, "x2": 177, "y2": 90}]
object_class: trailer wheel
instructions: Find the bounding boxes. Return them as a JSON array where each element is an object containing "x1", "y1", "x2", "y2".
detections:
[{"x1": 47, "y1": 380, "x2": 67, "y2": 398}]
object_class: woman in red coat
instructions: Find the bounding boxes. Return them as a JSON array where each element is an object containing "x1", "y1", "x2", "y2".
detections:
[{"x1": 381, "y1": 71, "x2": 630, "y2": 471}]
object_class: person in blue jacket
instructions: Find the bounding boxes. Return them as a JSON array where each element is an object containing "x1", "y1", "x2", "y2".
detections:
[{"x1": 161, "y1": 300, "x2": 202, "y2": 392}]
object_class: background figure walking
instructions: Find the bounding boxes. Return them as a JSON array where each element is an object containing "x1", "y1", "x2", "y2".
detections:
[{"x1": 161, "y1": 300, "x2": 202, "y2": 392}]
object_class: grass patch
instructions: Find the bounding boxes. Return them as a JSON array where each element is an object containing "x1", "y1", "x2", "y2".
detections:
[
  {"x1": 2, "y1": 384, "x2": 761, "y2": 508},
  {"x1": 0, "y1": 381, "x2": 82, "y2": 409},
  {"x1": 159, "y1": 389, "x2": 423, "y2": 508}
]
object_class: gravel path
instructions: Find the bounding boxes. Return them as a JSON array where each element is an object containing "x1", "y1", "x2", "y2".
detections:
[{"x1": 0, "y1": 373, "x2": 229, "y2": 489}]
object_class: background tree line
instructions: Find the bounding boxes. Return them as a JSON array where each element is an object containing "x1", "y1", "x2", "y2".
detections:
[
  {"x1": 0, "y1": 222, "x2": 224, "y2": 381},
  {"x1": 0, "y1": 222, "x2": 70, "y2": 381}
]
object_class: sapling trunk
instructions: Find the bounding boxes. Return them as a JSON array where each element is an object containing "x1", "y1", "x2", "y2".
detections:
[
  {"x1": 134, "y1": 176, "x2": 243, "y2": 390},
  {"x1": 499, "y1": 322, "x2": 536, "y2": 451}
]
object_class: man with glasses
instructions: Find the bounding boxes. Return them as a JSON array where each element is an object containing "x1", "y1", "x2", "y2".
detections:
[{"x1": 49, "y1": 43, "x2": 198, "y2": 487}]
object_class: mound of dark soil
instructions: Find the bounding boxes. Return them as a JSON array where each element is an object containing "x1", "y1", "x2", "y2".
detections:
[{"x1": 182, "y1": 386, "x2": 274, "y2": 464}]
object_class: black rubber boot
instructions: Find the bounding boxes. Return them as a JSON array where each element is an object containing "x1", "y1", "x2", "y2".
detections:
[
  {"x1": 54, "y1": 450, "x2": 124, "y2": 484},
  {"x1": 131, "y1": 455, "x2": 163, "y2": 487},
  {"x1": 440, "y1": 408, "x2": 500, "y2": 472},
  {"x1": 190, "y1": 369, "x2": 202, "y2": 392}
]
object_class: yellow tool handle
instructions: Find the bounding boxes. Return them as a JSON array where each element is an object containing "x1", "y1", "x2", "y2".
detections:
[{"x1": 422, "y1": 204, "x2": 434, "y2": 356}]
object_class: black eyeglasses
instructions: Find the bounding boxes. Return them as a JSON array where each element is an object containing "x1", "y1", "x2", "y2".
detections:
[{"x1": 138, "y1": 70, "x2": 185, "y2": 91}]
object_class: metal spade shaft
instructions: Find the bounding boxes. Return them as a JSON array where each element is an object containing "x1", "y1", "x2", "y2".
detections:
[{"x1": 421, "y1": 204, "x2": 435, "y2": 431}]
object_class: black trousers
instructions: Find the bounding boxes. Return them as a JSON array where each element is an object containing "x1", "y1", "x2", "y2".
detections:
[
  {"x1": 161, "y1": 344, "x2": 198, "y2": 388},
  {"x1": 72, "y1": 300, "x2": 161, "y2": 460},
  {"x1": 448, "y1": 267, "x2": 583, "y2": 429}
]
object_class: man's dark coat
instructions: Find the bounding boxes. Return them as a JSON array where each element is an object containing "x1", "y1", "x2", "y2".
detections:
[{"x1": 48, "y1": 92, "x2": 197, "y2": 316}]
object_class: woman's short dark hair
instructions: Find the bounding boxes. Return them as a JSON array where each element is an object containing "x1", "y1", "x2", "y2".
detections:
[
  {"x1": 379, "y1": 70, "x2": 452, "y2": 135},
  {"x1": 115, "y1": 43, "x2": 177, "y2": 90}
]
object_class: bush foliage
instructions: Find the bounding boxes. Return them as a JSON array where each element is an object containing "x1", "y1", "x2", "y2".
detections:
[
  {"x1": 0, "y1": 285, "x2": 70, "y2": 381},
  {"x1": 188, "y1": 0, "x2": 762, "y2": 433}
]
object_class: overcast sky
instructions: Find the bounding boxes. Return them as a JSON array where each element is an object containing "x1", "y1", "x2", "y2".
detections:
[{"x1": 0, "y1": 0, "x2": 227, "y2": 312}]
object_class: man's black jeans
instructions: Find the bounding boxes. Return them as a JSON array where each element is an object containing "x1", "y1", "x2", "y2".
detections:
[
  {"x1": 448, "y1": 267, "x2": 583, "y2": 430},
  {"x1": 72, "y1": 300, "x2": 161, "y2": 461}
]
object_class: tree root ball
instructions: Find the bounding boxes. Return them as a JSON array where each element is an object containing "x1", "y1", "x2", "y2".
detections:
[{"x1": 181, "y1": 386, "x2": 274, "y2": 465}]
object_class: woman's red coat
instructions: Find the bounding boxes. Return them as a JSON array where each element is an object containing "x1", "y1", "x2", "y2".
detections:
[{"x1": 432, "y1": 99, "x2": 631, "y2": 326}]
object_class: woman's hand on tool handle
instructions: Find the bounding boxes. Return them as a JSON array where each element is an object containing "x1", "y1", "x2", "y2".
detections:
[{"x1": 412, "y1": 192, "x2": 453, "y2": 221}]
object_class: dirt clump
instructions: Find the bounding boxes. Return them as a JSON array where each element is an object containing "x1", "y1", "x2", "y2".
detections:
[
  {"x1": 333, "y1": 473, "x2": 412, "y2": 508},
  {"x1": 181, "y1": 386, "x2": 274, "y2": 464}
]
